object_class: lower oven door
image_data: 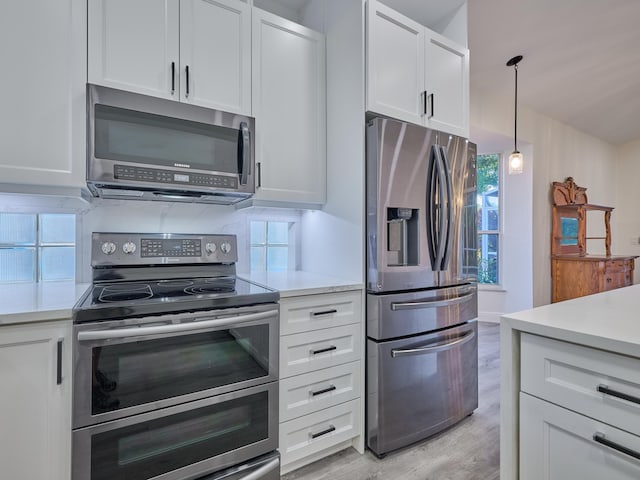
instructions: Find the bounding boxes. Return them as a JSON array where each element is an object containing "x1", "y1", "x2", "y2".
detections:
[
  {"x1": 72, "y1": 382, "x2": 278, "y2": 480},
  {"x1": 366, "y1": 321, "x2": 478, "y2": 456},
  {"x1": 73, "y1": 303, "x2": 279, "y2": 428}
]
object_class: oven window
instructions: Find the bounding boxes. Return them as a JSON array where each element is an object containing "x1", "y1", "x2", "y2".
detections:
[
  {"x1": 92, "y1": 326, "x2": 270, "y2": 415},
  {"x1": 94, "y1": 104, "x2": 239, "y2": 173},
  {"x1": 91, "y1": 392, "x2": 269, "y2": 480}
]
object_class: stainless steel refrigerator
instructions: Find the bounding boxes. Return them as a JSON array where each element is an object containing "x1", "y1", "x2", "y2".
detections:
[{"x1": 366, "y1": 116, "x2": 478, "y2": 457}]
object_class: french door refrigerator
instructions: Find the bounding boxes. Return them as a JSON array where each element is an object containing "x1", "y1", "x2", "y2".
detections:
[{"x1": 365, "y1": 116, "x2": 478, "y2": 456}]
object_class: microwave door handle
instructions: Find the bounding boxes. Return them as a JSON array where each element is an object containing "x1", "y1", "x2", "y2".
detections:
[
  {"x1": 238, "y1": 121, "x2": 250, "y2": 186},
  {"x1": 77, "y1": 309, "x2": 277, "y2": 342}
]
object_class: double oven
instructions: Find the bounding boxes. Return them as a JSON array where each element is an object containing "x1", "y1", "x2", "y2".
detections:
[{"x1": 72, "y1": 233, "x2": 280, "y2": 480}]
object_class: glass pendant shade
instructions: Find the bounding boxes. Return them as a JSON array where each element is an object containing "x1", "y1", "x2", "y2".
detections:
[{"x1": 509, "y1": 151, "x2": 524, "y2": 174}]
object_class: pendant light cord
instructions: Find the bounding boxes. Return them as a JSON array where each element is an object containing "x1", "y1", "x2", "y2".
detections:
[{"x1": 514, "y1": 63, "x2": 518, "y2": 152}]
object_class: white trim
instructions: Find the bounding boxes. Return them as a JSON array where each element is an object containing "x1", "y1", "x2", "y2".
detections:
[{"x1": 477, "y1": 311, "x2": 502, "y2": 323}]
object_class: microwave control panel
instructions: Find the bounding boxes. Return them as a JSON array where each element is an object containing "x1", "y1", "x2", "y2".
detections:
[{"x1": 114, "y1": 164, "x2": 238, "y2": 189}]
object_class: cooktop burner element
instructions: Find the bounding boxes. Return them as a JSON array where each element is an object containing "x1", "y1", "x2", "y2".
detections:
[{"x1": 73, "y1": 233, "x2": 278, "y2": 323}]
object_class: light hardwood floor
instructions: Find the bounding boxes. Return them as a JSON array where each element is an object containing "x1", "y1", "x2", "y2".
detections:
[{"x1": 282, "y1": 321, "x2": 500, "y2": 480}]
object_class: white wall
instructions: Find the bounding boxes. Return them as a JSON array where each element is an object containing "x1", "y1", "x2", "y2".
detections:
[
  {"x1": 471, "y1": 91, "x2": 617, "y2": 307},
  {"x1": 299, "y1": 0, "x2": 365, "y2": 283},
  {"x1": 613, "y1": 138, "x2": 640, "y2": 269}
]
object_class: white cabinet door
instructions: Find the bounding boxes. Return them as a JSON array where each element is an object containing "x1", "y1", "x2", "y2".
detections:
[
  {"x1": 425, "y1": 31, "x2": 469, "y2": 137},
  {"x1": 251, "y1": 8, "x2": 326, "y2": 206},
  {"x1": 180, "y1": 0, "x2": 251, "y2": 114},
  {"x1": 0, "y1": 0, "x2": 86, "y2": 188},
  {"x1": 0, "y1": 320, "x2": 71, "y2": 480},
  {"x1": 520, "y1": 392, "x2": 640, "y2": 480},
  {"x1": 366, "y1": 0, "x2": 425, "y2": 125},
  {"x1": 88, "y1": 0, "x2": 180, "y2": 100}
]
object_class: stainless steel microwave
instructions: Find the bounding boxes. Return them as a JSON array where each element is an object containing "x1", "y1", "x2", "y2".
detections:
[{"x1": 86, "y1": 84, "x2": 255, "y2": 204}]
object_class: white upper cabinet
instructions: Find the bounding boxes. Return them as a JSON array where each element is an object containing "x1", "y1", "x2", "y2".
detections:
[
  {"x1": 88, "y1": 0, "x2": 251, "y2": 115},
  {"x1": 249, "y1": 8, "x2": 326, "y2": 207},
  {"x1": 180, "y1": 0, "x2": 251, "y2": 113},
  {"x1": 366, "y1": 0, "x2": 469, "y2": 137},
  {"x1": 366, "y1": 1, "x2": 425, "y2": 125},
  {"x1": 0, "y1": 0, "x2": 86, "y2": 189}
]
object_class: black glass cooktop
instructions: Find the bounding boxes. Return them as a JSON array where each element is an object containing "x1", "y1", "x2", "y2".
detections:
[{"x1": 73, "y1": 276, "x2": 278, "y2": 323}]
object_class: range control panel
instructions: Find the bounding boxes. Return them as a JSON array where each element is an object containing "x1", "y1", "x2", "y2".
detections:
[{"x1": 92, "y1": 233, "x2": 237, "y2": 266}]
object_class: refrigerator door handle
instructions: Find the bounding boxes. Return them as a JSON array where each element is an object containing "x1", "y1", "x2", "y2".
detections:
[
  {"x1": 390, "y1": 329, "x2": 475, "y2": 357},
  {"x1": 390, "y1": 291, "x2": 475, "y2": 311},
  {"x1": 433, "y1": 146, "x2": 448, "y2": 270},
  {"x1": 426, "y1": 145, "x2": 439, "y2": 268},
  {"x1": 439, "y1": 145, "x2": 453, "y2": 271}
]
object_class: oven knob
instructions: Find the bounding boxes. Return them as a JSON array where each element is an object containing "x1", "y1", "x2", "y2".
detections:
[
  {"x1": 101, "y1": 242, "x2": 116, "y2": 255},
  {"x1": 205, "y1": 242, "x2": 217, "y2": 255},
  {"x1": 122, "y1": 241, "x2": 137, "y2": 255},
  {"x1": 220, "y1": 242, "x2": 232, "y2": 254}
]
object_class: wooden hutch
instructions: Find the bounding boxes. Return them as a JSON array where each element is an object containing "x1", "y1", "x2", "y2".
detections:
[{"x1": 551, "y1": 177, "x2": 637, "y2": 303}]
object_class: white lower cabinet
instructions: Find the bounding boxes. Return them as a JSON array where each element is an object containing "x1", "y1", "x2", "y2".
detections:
[
  {"x1": 0, "y1": 320, "x2": 72, "y2": 480},
  {"x1": 278, "y1": 289, "x2": 364, "y2": 473},
  {"x1": 520, "y1": 393, "x2": 640, "y2": 480},
  {"x1": 280, "y1": 398, "x2": 361, "y2": 466},
  {"x1": 519, "y1": 333, "x2": 640, "y2": 479}
]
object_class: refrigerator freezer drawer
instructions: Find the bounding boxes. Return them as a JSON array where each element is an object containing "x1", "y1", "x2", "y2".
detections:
[
  {"x1": 367, "y1": 284, "x2": 477, "y2": 340},
  {"x1": 366, "y1": 321, "x2": 478, "y2": 456}
]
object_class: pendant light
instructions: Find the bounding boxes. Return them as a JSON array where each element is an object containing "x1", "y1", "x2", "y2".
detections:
[{"x1": 507, "y1": 55, "x2": 524, "y2": 174}]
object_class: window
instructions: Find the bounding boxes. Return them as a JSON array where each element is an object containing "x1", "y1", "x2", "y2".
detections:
[
  {"x1": 477, "y1": 154, "x2": 500, "y2": 284},
  {"x1": 0, "y1": 213, "x2": 76, "y2": 283},
  {"x1": 250, "y1": 220, "x2": 294, "y2": 272}
]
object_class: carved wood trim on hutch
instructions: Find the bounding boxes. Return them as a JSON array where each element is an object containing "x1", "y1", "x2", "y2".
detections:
[{"x1": 551, "y1": 177, "x2": 637, "y2": 303}]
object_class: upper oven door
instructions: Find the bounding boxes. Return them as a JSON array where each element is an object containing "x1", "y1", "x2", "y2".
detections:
[
  {"x1": 73, "y1": 303, "x2": 278, "y2": 429},
  {"x1": 87, "y1": 84, "x2": 255, "y2": 196}
]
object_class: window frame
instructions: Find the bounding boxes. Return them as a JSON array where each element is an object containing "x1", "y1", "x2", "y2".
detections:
[
  {"x1": 248, "y1": 218, "x2": 299, "y2": 273},
  {"x1": 476, "y1": 153, "x2": 503, "y2": 288}
]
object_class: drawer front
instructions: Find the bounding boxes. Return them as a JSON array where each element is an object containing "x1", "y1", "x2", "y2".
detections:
[
  {"x1": 521, "y1": 333, "x2": 640, "y2": 435},
  {"x1": 280, "y1": 323, "x2": 361, "y2": 378},
  {"x1": 280, "y1": 290, "x2": 362, "y2": 335},
  {"x1": 605, "y1": 260, "x2": 631, "y2": 273},
  {"x1": 279, "y1": 399, "x2": 361, "y2": 466},
  {"x1": 520, "y1": 392, "x2": 640, "y2": 480},
  {"x1": 279, "y1": 361, "x2": 361, "y2": 422}
]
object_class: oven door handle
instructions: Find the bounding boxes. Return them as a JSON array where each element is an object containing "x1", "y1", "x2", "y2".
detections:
[
  {"x1": 390, "y1": 329, "x2": 475, "y2": 358},
  {"x1": 77, "y1": 309, "x2": 278, "y2": 342},
  {"x1": 238, "y1": 456, "x2": 280, "y2": 480}
]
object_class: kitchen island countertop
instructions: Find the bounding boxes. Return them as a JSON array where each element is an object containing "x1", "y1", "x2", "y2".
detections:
[
  {"x1": 240, "y1": 271, "x2": 363, "y2": 297},
  {"x1": 0, "y1": 281, "x2": 90, "y2": 325}
]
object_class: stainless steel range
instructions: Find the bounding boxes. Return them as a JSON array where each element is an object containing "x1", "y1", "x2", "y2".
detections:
[{"x1": 72, "y1": 233, "x2": 280, "y2": 480}]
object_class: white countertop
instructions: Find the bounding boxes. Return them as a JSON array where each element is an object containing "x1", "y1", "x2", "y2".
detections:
[
  {"x1": 502, "y1": 284, "x2": 640, "y2": 357},
  {"x1": 0, "y1": 282, "x2": 90, "y2": 325},
  {"x1": 240, "y1": 271, "x2": 363, "y2": 298}
]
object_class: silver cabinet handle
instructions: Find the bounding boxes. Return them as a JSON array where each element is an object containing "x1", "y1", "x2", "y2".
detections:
[
  {"x1": 391, "y1": 329, "x2": 475, "y2": 358},
  {"x1": 391, "y1": 291, "x2": 474, "y2": 311},
  {"x1": 78, "y1": 309, "x2": 278, "y2": 342},
  {"x1": 238, "y1": 457, "x2": 280, "y2": 480},
  {"x1": 593, "y1": 432, "x2": 640, "y2": 460}
]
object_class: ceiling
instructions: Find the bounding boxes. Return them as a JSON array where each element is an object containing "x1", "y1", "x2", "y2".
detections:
[{"x1": 468, "y1": 0, "x2": 640, "y2": 146}]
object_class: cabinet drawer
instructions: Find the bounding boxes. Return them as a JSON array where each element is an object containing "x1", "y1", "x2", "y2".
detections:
[
  {"x1": 279, "y1": 399, "x2": 361, "y2": 466},
  {"x1": 280, "y1": 290, "x2": 362, "y2": 335},
  {"x1": 280, "y1": 323, "x2": 361, "y2": 378},
  {"x1": 520, "y1": 392, "x2": 640, "y2": 480},
  {"x1": 521, "y1": 333, "x2": 640, "y2": 435},
  {"x1": 279, "y1": 361, "x2": 361, "y2": 422}
]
